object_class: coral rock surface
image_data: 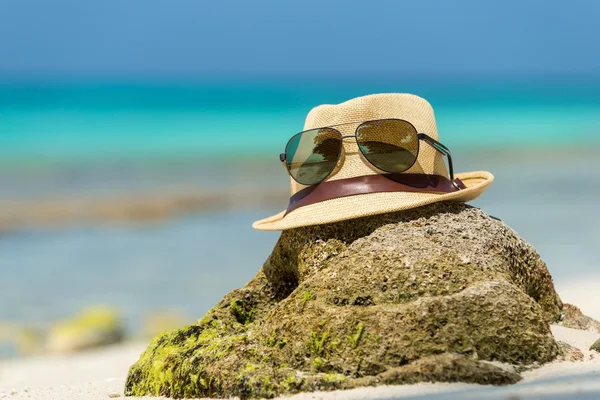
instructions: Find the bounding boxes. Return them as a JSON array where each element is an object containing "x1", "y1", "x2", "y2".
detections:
[{"x1": 126, "y1": 203, "x2": 564, "y2": 399}]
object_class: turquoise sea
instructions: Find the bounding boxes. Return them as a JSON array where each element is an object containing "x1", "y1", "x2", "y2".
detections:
[
  {"x1": 1, "y1": 78, "x2": 599, "y2": 357},
  {"x1": 1, "y1": 78, "x2": 599, "y2": 199},
  {"x1": 2, "y1": 79, "x2": 600, "y2": 163}
]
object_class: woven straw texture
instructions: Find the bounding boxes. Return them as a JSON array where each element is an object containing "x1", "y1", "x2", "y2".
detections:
[{"x1": 253, "y1": 93, "x2": 493, "y2": 231}]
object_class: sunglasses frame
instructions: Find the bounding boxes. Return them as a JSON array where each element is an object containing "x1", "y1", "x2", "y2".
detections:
[{"x1": 280, "y1": 118, "x2": 459, "y2": 189}]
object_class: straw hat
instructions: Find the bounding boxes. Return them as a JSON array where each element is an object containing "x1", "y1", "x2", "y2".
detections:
[{"x1": 253, "y1": 93, "x2": 493, "y2": 231}]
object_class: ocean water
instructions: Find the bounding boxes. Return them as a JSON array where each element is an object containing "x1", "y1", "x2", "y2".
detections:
[
  {"x1": 1, "y1": 79, "x2": 599, "y2": 358},
  {"x1": 1, "y1": 79, "x2": 600, "y2": 164},
  {"x1": 1, "y1": 78, "x2": 599, "y2": 199}
]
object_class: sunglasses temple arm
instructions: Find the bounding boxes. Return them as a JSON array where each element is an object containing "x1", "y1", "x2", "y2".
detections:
[
  {"x1": 418, "y1": 134, "x2": 459, "y2": 189},
  {"x1": 279, "y1": 153, "x2": 290, "y2": 173}
]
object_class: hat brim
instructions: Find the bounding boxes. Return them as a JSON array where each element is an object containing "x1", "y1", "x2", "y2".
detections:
[{"x1": 253, "y1": 171, "x2": 494, "y2": 231}]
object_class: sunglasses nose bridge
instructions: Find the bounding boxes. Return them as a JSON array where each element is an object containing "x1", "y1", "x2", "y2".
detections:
[
  {"x1": 341, "y1": 134, "x2": 360, "y2": 149},
  {"x1": 339, "y1": 134, "x2": 360, "y2": 156}
]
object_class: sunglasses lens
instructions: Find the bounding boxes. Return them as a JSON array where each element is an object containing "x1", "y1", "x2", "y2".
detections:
[
  {"x1": 285, "y1": 127, "x2": 341, "y2": 185},
  {"x1": 356, "y1": 119, "x2": 419, "y2": 173}
]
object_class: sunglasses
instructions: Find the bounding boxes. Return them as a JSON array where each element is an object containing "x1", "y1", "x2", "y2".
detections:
[{"x1": 279, "y1": 118, "x2": 459, "y2": 188}]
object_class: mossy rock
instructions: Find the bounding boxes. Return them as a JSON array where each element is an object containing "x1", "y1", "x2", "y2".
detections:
[
  {"x1": 558, "y1": 303, "x2": 600, "y2": 333},
  {"x1": 591, "y1": 338, "x2": 600, "y2": 353},
  {"x1": 47, "y1": 306, "x2": 124, "y2": 353},
  {"x1": 556, "y1": 341, "x2": 584, "y2": 362},
  {"x1": 126, "y1": 203, "x2": 564, "y2": 399}
]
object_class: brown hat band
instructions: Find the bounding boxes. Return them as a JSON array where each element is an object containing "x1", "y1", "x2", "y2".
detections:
[{"x1": 286, "y1": 174, "x2": 466, "y2": 216}]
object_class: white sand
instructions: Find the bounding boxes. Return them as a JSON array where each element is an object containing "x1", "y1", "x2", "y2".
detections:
[
  {"x1": 0, "y1": 342, "x2": 146, "y2": 400},
  {"x1": 0, "y1": 325, "x2": 598, "y2": 400}
]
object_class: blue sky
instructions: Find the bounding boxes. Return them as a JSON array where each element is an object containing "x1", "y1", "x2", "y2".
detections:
[{"x1": 0, "y1": 0, "x2": 599, "y2": 78}]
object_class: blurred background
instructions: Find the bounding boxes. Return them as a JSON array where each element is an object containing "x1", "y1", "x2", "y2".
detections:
[{"x1": 1, "y1": 0, "x2": 599, "y2": 357}]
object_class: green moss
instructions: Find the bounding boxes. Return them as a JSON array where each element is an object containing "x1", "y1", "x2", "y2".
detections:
[
  {"x1": 351, "y1": 323, "x2": 365, "y2": 349},
  {"x1": 260, "y1": 375, "x2": 276, "y2": 395},
  {"x1": 126, "y1": 323, "x2": 250, "y2": 398},
  {"x1": 47, "y1": 306, "x2": 124, "y2": 352},
  {"x1": 266, "y1": 335, "x2": 286, "y2": 349},
  {"x1": 301, "y1": 291, "x2": 316, "y2": 305},
  {"x1": 52, "y1": 306, "x2": 121, "y2": 336},
  {"x1": 307, "y1": 331, "x2": 329, "y2": 357},
  {"x1": 312, "y1": 357, "x2": 326, "y2": 372},
  {"x1": 230, "y1": 299, "x2": 254, "y2": 325},
  {"x1": 283, "y1": 373, "x2": 304, "y2": 392},
  {"x1": 244, "y1": 362, "x2": 260, "y2": 373},
  {"x1": 373, "y1": 334, "x2": 381, "y2": 345}
]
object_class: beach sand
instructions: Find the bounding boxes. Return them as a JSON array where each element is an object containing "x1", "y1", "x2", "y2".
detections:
[
  {"x1": 1, "y1": 325, "x2": 598, "y2": 400},
  {"x1": 0, "y1": 186, "x2": 288, "y2": 233}
]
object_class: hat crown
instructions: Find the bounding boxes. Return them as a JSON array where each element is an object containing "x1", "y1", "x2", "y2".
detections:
[
  {"x1": 290, "y1": 93, "x2": 447, "y2": 194},
  {"x1": 305, "y1": 93, "x2": 439, "y2": 140}
]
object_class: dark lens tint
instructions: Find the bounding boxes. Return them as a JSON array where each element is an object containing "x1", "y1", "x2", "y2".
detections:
[
  {"x1": 285, "y1": 127, "x2": 342, "y2": 185},
  {"x1": 356, "y1": 119, "x2": 419, "y2": 173}
]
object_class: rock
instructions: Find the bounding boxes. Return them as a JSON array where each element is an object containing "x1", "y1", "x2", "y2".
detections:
[
  {"x1": 126, "y1": 203, "x2": 563, "y2": 399},
  {"x1": 557, "y1": 341, "x2": 585, "y2": 362},
  {"x1": 0, "y1": 323, "x2": 43, "y2": 357},
  {"x1": 591, "y1": 338, "x2": 600, "y2": 353},
  {"x1": 15, "y1": 326, "x2": 44, "y2": 356},
  {"x1": 343, "y1": 353, "x2": 521, "y2": 387},
  {"x1": 46, "y1": 306, "x2": 124, "y2": 353},
  {"x1": 558, "y1": 303, "x2": 600, "y2": 333},
  {"x1": 0, "y1": 322, "x2": 12, "y2": 341}
]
